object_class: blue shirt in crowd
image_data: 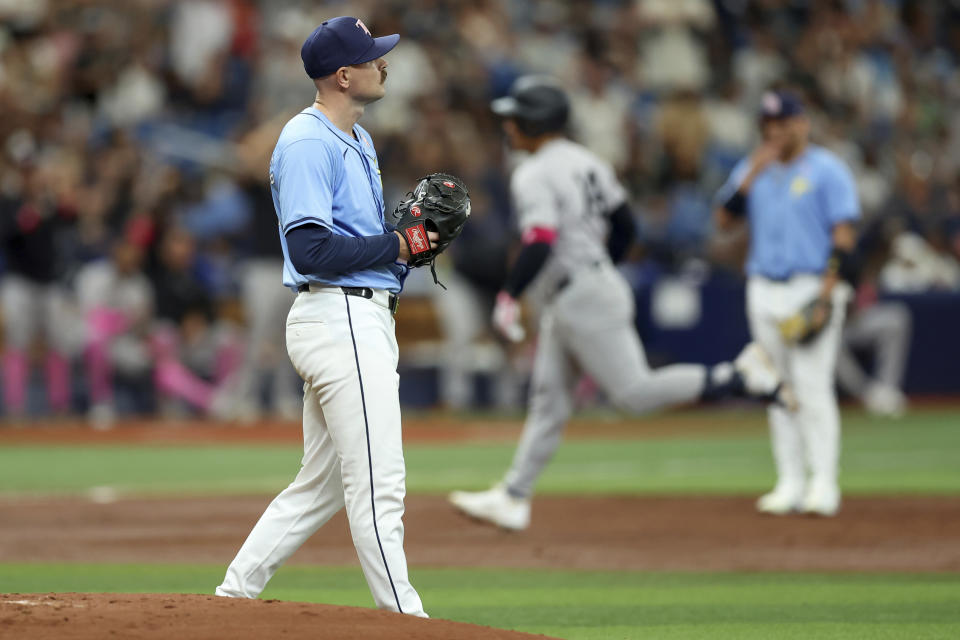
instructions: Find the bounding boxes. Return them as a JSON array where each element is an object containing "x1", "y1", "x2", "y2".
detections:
[
  {"x1": 716, "y1": 144, "x2": 860, "y2": 280},
  {"x1": 270, "y1": 106, "x2": 405, "y2": 292}
]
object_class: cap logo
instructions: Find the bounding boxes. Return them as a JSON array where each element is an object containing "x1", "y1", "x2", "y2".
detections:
[
  {"x1": 443, "y1": 181, "x2": 456, "y2": 188},
  {"x1": 355, "y1": 19, "x2": 371, "y2": 36}
]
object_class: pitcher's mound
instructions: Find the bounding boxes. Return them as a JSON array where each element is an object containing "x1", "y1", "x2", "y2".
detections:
[{"x1": 0, "y1": 593, "x2": 559, "y2": 639}]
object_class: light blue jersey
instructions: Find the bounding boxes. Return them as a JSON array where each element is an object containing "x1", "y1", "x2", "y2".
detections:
[
  {"x1": 270, "y1": 106, "x2": 405, "y2": 292},
  {"x1": 717, "y1": 145, "x2": 859, "y2": 280}
]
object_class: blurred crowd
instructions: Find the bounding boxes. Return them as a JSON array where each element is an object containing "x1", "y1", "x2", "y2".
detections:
[{"x1": 1, "y1": 0, "x2": 958, "y2": 421}]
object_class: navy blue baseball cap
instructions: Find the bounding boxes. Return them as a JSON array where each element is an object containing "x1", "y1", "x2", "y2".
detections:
[
  {"x1": 760, "y1": 90, "x2": 804, "y2": 120},
  {"x1": 300, "y1": 17, "x2": 399, "y2": 79}
]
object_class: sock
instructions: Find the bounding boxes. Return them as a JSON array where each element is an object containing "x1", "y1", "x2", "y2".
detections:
[
  {"x1": 504, "y1": 484, "x2": 528, "y2": 500},
  {"x1": 700, "y1": 362, "x2": 745, "y2": 401}
]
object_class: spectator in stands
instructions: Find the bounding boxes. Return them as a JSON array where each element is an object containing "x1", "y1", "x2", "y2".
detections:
[
  {"x1": 0, "y1": 152, "x2": 77, "y2": 418},
  {"x1": 75, "y1": 236, "x2": 154, "y2": 428},
  {"x1": 148, "y1": 226, "x2": 240, "y2": 418},
  {"x1": 433, "y1": 185, "x2": 524, "y2": 410},
  {"x1": 1, "y1": 0, "x2": 960, "y2": 418},
  {"x1": 227, "y1": 121, "x2": 302, "y2": 421}
]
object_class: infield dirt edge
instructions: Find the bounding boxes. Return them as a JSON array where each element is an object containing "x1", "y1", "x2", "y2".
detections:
[{"x1": 0, "y1": 593, "x2": 560, "y2": 640}]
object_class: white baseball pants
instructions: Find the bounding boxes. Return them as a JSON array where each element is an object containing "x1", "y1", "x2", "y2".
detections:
[
  {"x1": 746, "y1": 275, "x2": 850, "y2": 500},
  {"x1": 217, "y1": 287, "x2": 425, "y2": 617},
  {"x1": 504, "y1": 264, "x2": 708, "y2": 498}
]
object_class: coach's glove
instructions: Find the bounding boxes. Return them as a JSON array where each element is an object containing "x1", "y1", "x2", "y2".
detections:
[
  {"x1": 493, "y1": 292, "x2": 526, "y2": 343},
  {"x1": 392, "y1": 173, "x2": 470, "y2": 288},
  {"x1": 778, "y1": 297, "x2": 832, "y2": 345}
]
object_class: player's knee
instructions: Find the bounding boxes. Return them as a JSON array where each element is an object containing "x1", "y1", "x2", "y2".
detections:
[
  {"x1": 604, "y1": 374, "x2": 660, "y2": 414},
  {"x1": 349, "y1": 527, "x2": 377, "y2": 549},
  {"x1": 348, "y1": 507, "x2": 401, "y2": 549},
  {"x1": 793, "y1": 381, "x2": 835, "y2": 410},
  {"x1": 609, "y1": 389, "x2": 650, "y2": 415},
  {"x1": 529, "y1": 391, "x2": 572, "y2": 421}
]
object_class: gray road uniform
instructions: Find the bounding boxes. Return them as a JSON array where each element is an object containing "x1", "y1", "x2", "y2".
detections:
[
  {"x1": 501, "y1": 139, "x2": 711, "y2": 499},
  {"x1": 452, "y1": 78, "x2": 781, "y2": 530}
]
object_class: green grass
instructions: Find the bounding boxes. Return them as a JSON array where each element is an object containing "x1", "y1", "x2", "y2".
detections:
[
  {"x1": 1, "y1": 409, "x2": 957, "y2": 497},
  {"x1": 2, "y1": 411, "x2": 957, "y2": 638},
  {"x1": 1, "y1": 564, "x2": 958, "y2": 639}
]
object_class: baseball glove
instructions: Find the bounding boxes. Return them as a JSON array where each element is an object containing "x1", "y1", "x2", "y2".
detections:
[
  {"x1": 392, "y1": 172, "x2": 470, "y2": 287},
  {"x1": 778, "y1": 297, "x2": 832, "y2": 345}
]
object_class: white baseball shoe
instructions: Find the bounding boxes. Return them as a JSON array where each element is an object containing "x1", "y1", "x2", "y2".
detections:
[
  {"x1": 863, "y1": 383, "x2": 907, "y2": 418},
  {"x1": 448, "y1": 485, "x2": 531, "y2": 531},
  {"x1": 734, "y1": 342, "x2": 798, "y2": 410},
  {"x1": 801, "y1": 483, "x2": 840, "y2": 517},
  {"x1": 756, "y1": 486, "x2": 804, "y2": 515}
]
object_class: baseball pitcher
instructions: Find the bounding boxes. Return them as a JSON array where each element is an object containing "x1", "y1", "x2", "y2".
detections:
[
  {"x1": 715, "y1": 90, "x2": 860, "y2": 517},
  {"x1": 449, "y1": 76, "x2": 790, "y2": 531},
  {"x1": 215, "y1": 17, "x2": 468, "y2": 616}
]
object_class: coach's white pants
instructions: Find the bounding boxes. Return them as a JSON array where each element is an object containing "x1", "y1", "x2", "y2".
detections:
[
  {"x1": 216, "y1": 288, "x2": 425, "y2": 617},
  {"x1": 746, "y1": 275, "x2": 850, "y2": 501},
  {"x1": 504, "y1": 264, "x2": 707, "y2": 498}
]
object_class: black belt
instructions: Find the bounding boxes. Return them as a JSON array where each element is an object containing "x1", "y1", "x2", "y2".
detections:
[
  {"x1": 297, "y1": 284, "x2": 400, "y2": 314},
  {"x1": 760, "y1": 272, "x2": 819, "y2": 283}
]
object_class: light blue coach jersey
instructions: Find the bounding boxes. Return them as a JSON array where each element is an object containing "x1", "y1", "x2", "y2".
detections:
[
  {"x1": 270, "y1": 106, "x2": 405, "y2": 292},
  {"x1": 716, "y1": 145, "x2": 860, "y2": 280}
]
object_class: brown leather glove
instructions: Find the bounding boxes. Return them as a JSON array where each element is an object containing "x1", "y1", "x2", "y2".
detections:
[{"x1": 778, "y1": 297, "x2": 832, "y2": 345}]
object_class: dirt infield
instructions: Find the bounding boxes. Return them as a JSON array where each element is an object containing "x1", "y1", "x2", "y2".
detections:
[
  {"x1": 0, "y1": 411, "x2": 766, "y2": 445},
  {"x1": 0, "y1": 593, "x2": 559, "y2": 640},
  {"x1": 2, "y1": 494, "x2": 958, "y2": 572}
]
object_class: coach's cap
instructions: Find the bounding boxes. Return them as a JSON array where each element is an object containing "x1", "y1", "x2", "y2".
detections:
[
  {"x1": 760, "y1": 90, "x2": 804, "y2": 120},
  {"x1": 300, "y1": 17, "x2": 398, "y2": 79}
]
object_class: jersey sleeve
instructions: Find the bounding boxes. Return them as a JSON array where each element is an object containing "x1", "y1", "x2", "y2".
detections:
[
  {"x1": 595, "y1": 161, "x2": 628, "y2": 213},
  {"x1": 820, "y1": 155, "x2": 860, "y2": 225},
  {"x1": 713, "y1": 157, "x2": 751, "y2": 208},
  {"x1": 276, "y1": 138, "x2": 340, "y2": 234},
  {"x1": 511, "y1": 165, "x2": 558, "y2": 232}
]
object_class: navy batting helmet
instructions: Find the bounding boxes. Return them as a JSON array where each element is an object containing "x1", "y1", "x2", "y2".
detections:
[{"x1": 491, "y1": 75, "x2": 569, "y2": 137}]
